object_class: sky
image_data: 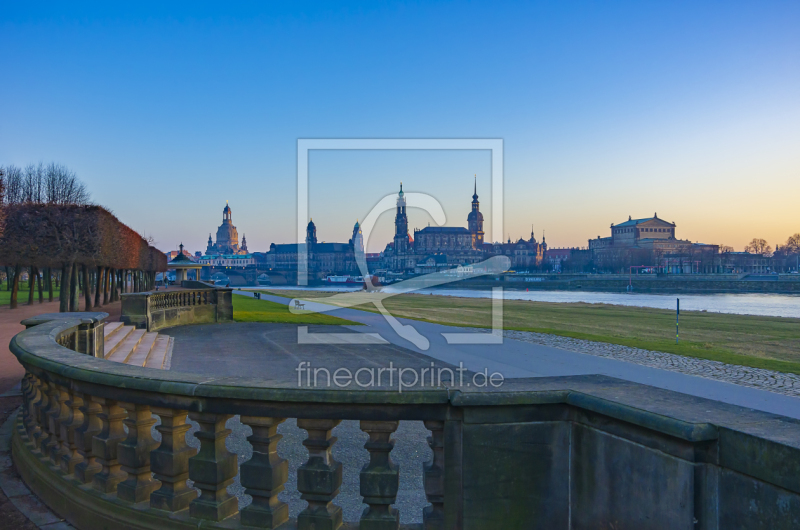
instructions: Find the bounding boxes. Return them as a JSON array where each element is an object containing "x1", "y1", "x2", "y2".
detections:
[{"x1": 1, "y1": 1, "x2": 798, "y2": 253}]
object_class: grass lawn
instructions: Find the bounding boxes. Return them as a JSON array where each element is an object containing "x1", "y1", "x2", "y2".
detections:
[
  {"x1": 0, "y1": 282, "x2": 60, "y2": 306},
  {"x1": 264, "y1": 289, "x2": 800, "y2": 374},
  {"x1": 232, "y1": 293, "x2": 359, "y2": 326}
]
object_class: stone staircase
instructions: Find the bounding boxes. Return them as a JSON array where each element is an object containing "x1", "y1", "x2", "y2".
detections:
[{"x1": 103, "y1": 321, "x2": 172, "y2": 369}]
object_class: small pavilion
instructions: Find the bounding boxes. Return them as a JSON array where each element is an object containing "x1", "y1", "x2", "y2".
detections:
[{"x1": 167, "y1": 243, "x2": 206, "y2": 283}]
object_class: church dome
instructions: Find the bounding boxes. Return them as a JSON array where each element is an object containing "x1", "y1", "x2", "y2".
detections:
[
  {"x1": 467, "y1": 209, "x2": 484, "y2": 222},
  {"x1": 216, "y1": 222, "x2": 237, "y2": 243}
]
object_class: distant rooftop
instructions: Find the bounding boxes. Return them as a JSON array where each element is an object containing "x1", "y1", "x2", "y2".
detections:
[{"x1": 614, "y1": 214, "x2": 675, "y2": 228}]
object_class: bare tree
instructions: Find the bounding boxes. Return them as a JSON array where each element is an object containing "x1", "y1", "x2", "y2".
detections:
[
  {"x1": 1, "y1": 162, "x2": 90, "y2": 206},
  {"x1": 23, "y1": 163, "x2": 46, "y2": 203},
  {"x1": 139, "y1": 230, "x2": 156, "y2": 246},
  {"x1": 719, "y1": 245, "x2": 734, "y2": 253},
  {"x1": 0, "y1": 167, "x2": 5, "y2": 241},
  {"x1": 2, "y1": 165, "x2": 24, "y2": 204},
  {"x1": 744, "y1": 238, "x2": 773, "y2": 256},
  {"x1": 785, "y1": 233, "x2": 800, "y2": 253},
  {"x1": 44, "y1": 162, "x2": 90, "y2": 205}
]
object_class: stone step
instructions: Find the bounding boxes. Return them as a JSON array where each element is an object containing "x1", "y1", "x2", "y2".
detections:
[
  {"x1": 103, "y1": 325, "x2": 136, "y2": 358},
  {"x1": 144, "y1": 336, "x2": 171, "y2": 369},
  {"x1": 125, "y1": 332, "x2": 159, "y2": 367},
  {"x1": 103, "y1": 321, "x2": 124, "y2": 339},
  {"x1": 107, "y1": 328, "x2": 147, "y2": 363}
]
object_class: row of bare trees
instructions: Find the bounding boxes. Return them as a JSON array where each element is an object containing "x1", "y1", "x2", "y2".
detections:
[
  {"x1": 0, "y1": 164, "x2": 167, "y2": 310},
  {"x1": 2, "y1": 163, "x2": 90, "y2": 206},
  {"x1": 738, "y1": 235, "x2": 800, "y2": 257}
]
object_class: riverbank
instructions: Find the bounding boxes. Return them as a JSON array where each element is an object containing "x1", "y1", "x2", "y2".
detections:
[
  {"x1": 443, "y1": 273, "x2": 800, "y2": 294},
  {"x1": 263, "y1": 289, "x2": 800, "y2": 375}
]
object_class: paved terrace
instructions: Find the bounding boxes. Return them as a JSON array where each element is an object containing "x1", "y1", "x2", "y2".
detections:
[{"x1": 235, "y1": 290, "x2": 800, "y2": 420}]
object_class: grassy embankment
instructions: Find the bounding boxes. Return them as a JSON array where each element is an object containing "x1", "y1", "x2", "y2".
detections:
[
  {"x1": 232, "y1": 293, "x2": 358, "y2": 325},
  {"x1": 0, "y1": 282, "x2": 60, "y2": 306},
  {"x1": 263, "y1": 289, "x2": 800, "y2": 374}
]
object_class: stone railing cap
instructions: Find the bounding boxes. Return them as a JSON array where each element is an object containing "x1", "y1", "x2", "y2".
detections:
[{"x1": 20, "y1": 312, "x2": 109, "y2": 327}]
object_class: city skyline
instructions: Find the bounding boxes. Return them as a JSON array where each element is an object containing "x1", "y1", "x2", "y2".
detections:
[{"x1": 1, "y1": 2, "x2": 798, "y2": 253}]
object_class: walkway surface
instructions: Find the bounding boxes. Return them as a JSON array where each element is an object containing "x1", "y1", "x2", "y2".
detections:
[
  {"x1": 0, "y1": 299, "x2": 120, "y2": 395},
  {"x1": 236, "y1": 290, "x2": 800, "y2": 420},
  {"x1": 0, "y1": 285, "x2": 189, "y2": 395}
]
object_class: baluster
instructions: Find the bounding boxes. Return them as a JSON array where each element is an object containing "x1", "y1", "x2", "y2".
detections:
[
  {"x1": 240, "y1": 416, "x2": 288, "y2": 528},
  {"x1": 91, "y1": 397, "x2": 127, "y2": 493},
  {"x1": 32, "y1": 378, "x2": 50, "y2": 453},
  {"x1": 51, "y1": 386, "x2": 71, "y2": 465},
  {"x1": 423, "y1": 421, "x2": 445, "y2": 530},
  {"x1": 45, "y1": 383, "x2": 63, "y2": 463},
  {"x1": 25, "y1": 376, "x2": 42, "y2": 442},
  {"x1": 20, "y1": 375, "x2": 31, "y2": 431},
  {"x1": 74, "y1": 393, "x2": 103, "y2": 484},
  {"x1": 359, "y1": 421, "x2": 400, "y2": 530},
  {"x1": 59, "y1": 390, "x2": 84, "y2": 474},
  {"x1": 297, "y1": 419, "x2": 343, "y2": 530},
  {"x1": 118, "y1": 403, "x2": 161, "y2": 503},
  {"x1": 188, "y1": 412, "x2": 238, "y2": 521},
  {"x1": 150, "y1": 408, "x2": 197, "y2": 512}
]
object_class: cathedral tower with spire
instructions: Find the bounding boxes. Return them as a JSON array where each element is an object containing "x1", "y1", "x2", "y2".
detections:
[
  {"x1": 467, "y1": 176, "x2": 484, "y2": 249},
  {"x1": 306, "y1": 219, "x2": 317, "y2": 248},
  {"x1": 392, "y1": 183, "x2": 410, "y2": 270}
]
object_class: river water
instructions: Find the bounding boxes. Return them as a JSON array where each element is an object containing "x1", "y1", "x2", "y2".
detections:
[{"x1": 259, "y1": 286, "x2": 800, "y2": 319}]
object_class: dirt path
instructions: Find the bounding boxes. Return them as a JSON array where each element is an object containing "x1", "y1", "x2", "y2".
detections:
[{"x1": 0, "y1": 299, "x2": 122, "y2": 395}]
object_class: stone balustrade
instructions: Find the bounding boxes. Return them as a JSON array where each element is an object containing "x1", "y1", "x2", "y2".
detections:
[
  {"x1": 9, "y1": 314, "x2": 800, "y2": 529},
  {"x1": 121, "y1": 287, "x2": 233, "y2": 331}
]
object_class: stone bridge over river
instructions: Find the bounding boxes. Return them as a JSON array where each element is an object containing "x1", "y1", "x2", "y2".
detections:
[{"x1": 3, "y1": 285, "x2": 800, "y2": 529}]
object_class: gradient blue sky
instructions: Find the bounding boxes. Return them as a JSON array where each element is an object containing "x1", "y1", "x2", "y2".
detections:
[{"x1": 1, "y1": 1, "x2": 798, "y2": 253}]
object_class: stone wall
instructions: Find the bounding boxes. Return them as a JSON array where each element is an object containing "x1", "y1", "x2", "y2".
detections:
[
  {"x1": 120, "y1": 288, "x2": 233, "y2": 331},
  {"x1": 451, "y1": 381, "x2": 800, "y2": 529}
]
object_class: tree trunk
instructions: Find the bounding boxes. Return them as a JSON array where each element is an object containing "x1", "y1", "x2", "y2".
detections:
[
  {"x1": 69, "y1": 263, "x2": 79, "y2": 312},
  {"x1": 103, "y1": 267, "x2": 110, "y2": 305},
  {"x1": 83, "y1": 265, "x2": 92, "y2": 310},
  {"x1": 9, "y1": 265, "x2": 22, "y2": 309},
  {"x1": 36, "y1": 267, "x2": 44, "y2": 303},
  {"x1": 4, "y1": 266, "x2": 11, "y2": 291},
  {"x1": 27, "y1": 266, "x2": 35, "y2": 305},
  {"x1": 95, "y1": 267, "x2": 103, "y2": 307},
  {"x1": 46, "y1": 267, "x2": 54, "y2": 302},
  {"x1": 111, "y1": 268, "x2": 117, "y2": 302},
  {"x1": 59, "y1": 263, "x2": 71, "y2": 312}
]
